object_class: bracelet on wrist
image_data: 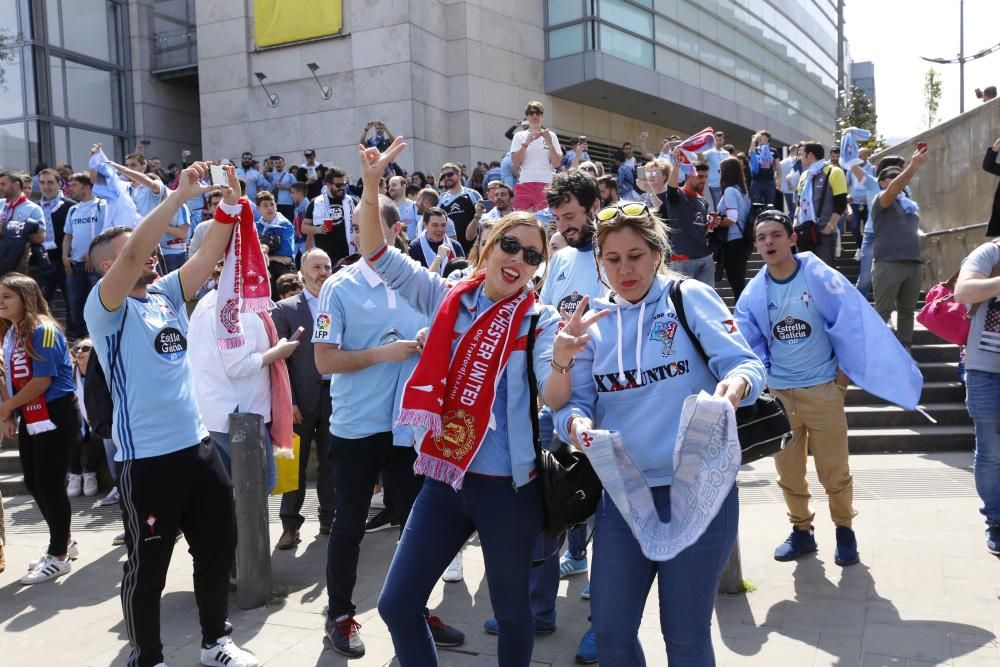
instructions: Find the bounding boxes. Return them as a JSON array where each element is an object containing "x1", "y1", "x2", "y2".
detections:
[{"x1": 551, "y1": 357, "x2": 574, "y2": 374}]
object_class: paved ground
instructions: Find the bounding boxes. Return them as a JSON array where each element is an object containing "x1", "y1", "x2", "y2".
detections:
[{"x1": 2, "y1": 452, "x2": 999, "y2": 666}]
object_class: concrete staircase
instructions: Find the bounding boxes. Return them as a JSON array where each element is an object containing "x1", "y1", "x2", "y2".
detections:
[{"x1": 713, "y1": 238, "x2": 974, "y2": 455}]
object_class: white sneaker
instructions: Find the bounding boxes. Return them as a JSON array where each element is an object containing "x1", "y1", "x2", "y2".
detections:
[
  {"x1": 28, "y1": 539, "x2": 79, "y2": 570},
  {"x1": 200, "y1": 636, "x2": 258, "y2": 667},
  {"x1": 82, "y1": 472, "x2": 99, "y2": 497},
  {"x1": 20, "y1": 554, "x2": 71, "y2": 584},
  {"x1": 442, "y1": 551, "x2": 464, "y2": 583},
  {"x1": 66, "y1": 473, "x2": 82, "y2": 498},
  {"x1": 112, "y1": 531, "x2": 126, "y2": 546},
  {"x1": 100, "y1": 486, "x2": 120, "y2": 506},
  {"x1": 370, "y1": 490, "x2": 385, "y2": 509}
]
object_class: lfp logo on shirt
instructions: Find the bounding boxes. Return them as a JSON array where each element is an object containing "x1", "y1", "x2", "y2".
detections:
[{"x1": 314, "y1": 313, "x2": 331, "y2": 340}]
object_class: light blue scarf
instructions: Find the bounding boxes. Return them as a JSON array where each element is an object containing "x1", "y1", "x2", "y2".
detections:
[
  {"x1": 579, "y1": 393, "x2": 740, "y2": 561},
  {"x1": 839, "y1": 127, "x2": 871, "y2": 170},
  {"x1": 796, "y1": 160, "x2": 829, "y2": 224}
]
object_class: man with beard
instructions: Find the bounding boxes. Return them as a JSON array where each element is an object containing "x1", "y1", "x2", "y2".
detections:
[
  {"x1": 437, "y1": 161, "x2": 482, "y2": 255},
  {"x1": 665, "y1": 154, "x2": 715, "y2": 286},
  {"x1": 597, "y1": 174, "x2": 619, "y2": 207},
  {"x1": 465, "y1": 180, "x2": 513, "y2": 246},
  {"x1": 302, "y1": 167, "x2": 359, "y2": 264},
  {"x1": 84, "y1": 163, "x2": 259, "y2": 667},
  {"x1": 236, "y1": 151, "x2": 268, "y2": 200},
  {"x1": 387, "y1": 175, "x2": 419, "y2": 240}
]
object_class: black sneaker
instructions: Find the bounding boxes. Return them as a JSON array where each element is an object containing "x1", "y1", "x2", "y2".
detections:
[
  {"x1": 325, "y1": 615, "x2": 365, "y2": 658},
  {"x1": 365, "y1": 509, "x2": 398, "y2": 533},
  {"x1": 426, "y1": 612, "x2": 465, "y2": 647}
]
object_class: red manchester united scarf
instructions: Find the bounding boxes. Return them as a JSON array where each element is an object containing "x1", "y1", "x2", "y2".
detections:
[
  {"x1": 213, "y1": 198, "x2": 272, "y2": 350},
  {"x1": 3, "y1": 328, "x2": 56, "y2": 435},
  {"x1": 398, "y1": 271, "x2": 534, "y2": 489}
]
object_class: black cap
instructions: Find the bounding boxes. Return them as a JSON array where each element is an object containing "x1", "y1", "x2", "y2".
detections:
[
  {"x1": 304, "y1": 149, "x2": 315, "y2": 156},
  {"x1": 241, "y1": 151, "x2": 253, "y2": 160},
  {"x1": 754, "y1": 209, "x2": 793, "y2": 234}
]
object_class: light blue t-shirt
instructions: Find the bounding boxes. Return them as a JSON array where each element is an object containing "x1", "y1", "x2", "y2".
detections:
[
  {"x1": 467, "y1": 292, "x2": 512, "y2": 476},
  {"x1": 721, "y1": 186, "x2": 751, "y2": 242},
  {"x1": 764, "y1": 260, "x2": 838, "y2": 390},
  {"x1": 236, "y1": 167, "x2": 269, "y2": 200},
  {"x1": 703, "y1": 148, "x2": 730, "y2": 188},
  {"x1": 84, "y1": 271, "x2": 208, "y2": 461},
  {"x1": 130, "y1": 184, "x2": 167, "y2": 218},
  {"x1": 160, "y1": 203, "x2": 190, "y2": 256},
  {"x1": 850, "y1": 162, "x2": 876, "y2": 206},
  {"x1": 267, "y1": 171, "x2": 296, "y2": 206},
  {"x1": 65, "y1": 198, "x2": 107, "y2": 262},
  {"x1": 397, "y1": 199, "x2": 420, "y2": 240},
  {"x1": 540, "y1": 244, "x2": 605, "y2": 315},
  {"x1": 857, "y1": 173, "x2": 882, "y2": 234},
  {"x1": 312, "y1": 259, "x2": 427, "y2": 440}
]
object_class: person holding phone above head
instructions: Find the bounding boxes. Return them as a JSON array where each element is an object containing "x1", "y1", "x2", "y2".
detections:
[
  {"x1": 553, "y1": 201, "x2": 765, "y2": 665},
  {"x1": 510, "y1": 101, "x2": 562, "y2": 213},
  {"x1": 360, "y1": 137, "x2": 604, "y2": 666}
]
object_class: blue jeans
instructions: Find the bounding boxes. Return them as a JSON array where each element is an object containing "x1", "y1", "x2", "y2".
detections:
[
  {"x1": 65, "y1": 262, "x2": 99, "y2": 338},
  {"x1": 855, "y1": 230, "x2": 874, "y2": 299},
  {"x1": 670, "y1": 255, "x2": 715, "y2": 287},
  {"x1": 103, "y1": 438, "x2": 118, "y2": 481},
  {"x1": 591, "y1": 485, "x2": 738, "y2": 666},
  {"x1": 749, "y1": 180, "x2": 776, "y2": 208},
  {"x1": 783, "y1": 192, "x2": 796, "y2": 219},
  {"x1": 529, "y1": 521, "x2": 592, "y2": 628},
  {"x1": 379, "y1": 476, "x2": 543, "y2": 666},
  {"x1": 209, "y1": 421, "x2": 277, "y2": 493},
  {"x1": 965, "y1": 370, "x2": 1000, "y2": 527},
  {"x1": 707, "y1": 186, "x2": 722, "y2": 212}
]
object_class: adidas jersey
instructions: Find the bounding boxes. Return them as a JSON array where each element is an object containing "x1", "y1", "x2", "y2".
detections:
[
  {"x1": 312, "y1": 258, "x2": 427, "y2": 439},
  {"x1": 540, "y1": 244, "x2": 606, "y2": 317}
]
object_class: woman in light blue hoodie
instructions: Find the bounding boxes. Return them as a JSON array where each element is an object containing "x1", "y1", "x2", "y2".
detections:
[{"x1": 553, "y1": 202, "x2": 766, "y2": 665}]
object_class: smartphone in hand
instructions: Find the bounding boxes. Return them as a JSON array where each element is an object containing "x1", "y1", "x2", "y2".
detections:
[
  {"x1": 916, "y1": 142, "x2": 928, "y2": 152},
  {"x1": 210, "y1": 165, "x2": 229, "y2": 188},
  {"x1": 289, "y1": 326, "x2": 306, "y2": 342}
]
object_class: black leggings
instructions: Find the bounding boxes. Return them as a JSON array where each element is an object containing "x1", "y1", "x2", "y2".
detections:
[
  {"x1": 18, "y1": 393, "x2": 82, "y2": 556},
  {"x1": 723, "y1": 239, "x2": 749, "y2": 302}
]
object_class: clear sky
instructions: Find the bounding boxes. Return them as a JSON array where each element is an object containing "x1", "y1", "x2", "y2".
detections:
[{"x1": 844, "y1": 0, "x2": 999, "y2": 143}]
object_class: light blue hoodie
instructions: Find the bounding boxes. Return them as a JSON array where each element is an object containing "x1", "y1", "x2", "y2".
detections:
[
  {"x1": 555, "y1": 274, "x2": 766, "y2": 487},
  {"x1": 372, "y1": 246, "x2": 563, "y2": 488}
]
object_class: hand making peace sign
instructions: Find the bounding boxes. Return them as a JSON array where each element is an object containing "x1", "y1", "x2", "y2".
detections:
[{"x1": 551, "y1": 295, "x2": 610, "y2": 366}]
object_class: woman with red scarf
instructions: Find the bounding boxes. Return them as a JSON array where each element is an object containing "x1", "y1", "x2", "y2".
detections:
[
  {"x1": 0, "y1": 273, "x2": 82, "y2": 584},
  {"x1": 357, "y1": 138, "x2": 601, "y2": 665}
]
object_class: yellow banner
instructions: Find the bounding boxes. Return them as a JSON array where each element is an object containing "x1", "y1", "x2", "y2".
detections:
[{"x1": 254, "y1": 0, "x2": 343, "y2": 48}]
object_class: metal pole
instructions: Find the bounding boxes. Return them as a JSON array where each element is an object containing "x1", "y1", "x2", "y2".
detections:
[
  {"x1": 229, "y1": 412, "x2": 272, "y2": 609},
  {"x1": 718, "y1": 540, "x2": 745, "y2": 595},
  {"x1": 959, "y1": 0, "x2": 965, "y2": 113}
]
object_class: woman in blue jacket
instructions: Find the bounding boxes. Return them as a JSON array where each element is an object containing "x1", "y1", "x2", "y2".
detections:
[
  {"x1": 355, "y1": 138, "x2": 599, "y2": 666},
  {"x1": 554, "y1": 202, "x2": 766, "y2": 665}
]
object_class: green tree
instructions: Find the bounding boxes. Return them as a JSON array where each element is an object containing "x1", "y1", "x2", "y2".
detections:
[
  {"x1": 835, "y1": 85, "x2": 887, "y2": 151},
  {"x1": 924, "y1": 68, "x2": 942, "y2": 129}
]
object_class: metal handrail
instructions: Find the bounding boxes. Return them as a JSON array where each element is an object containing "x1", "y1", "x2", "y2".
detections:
[{"x1": 922, "y1": 222, "x2": 988, "y2": 238}]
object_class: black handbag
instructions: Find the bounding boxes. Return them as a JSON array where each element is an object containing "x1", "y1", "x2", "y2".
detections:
[
  {"x1": 669, "y1": 280, "x2": 793, "y2": 464},
  {"x1": 526, "y1": 314, "x2": 603, "y2": 539}
]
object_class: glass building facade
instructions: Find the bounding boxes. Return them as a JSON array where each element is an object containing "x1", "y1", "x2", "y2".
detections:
[
  {"x1": 545, "y1": 0, "x2": 838, "y2": 141},
  {"x1": 0, "y1": 0, "x2": 131, "y2": 173}
]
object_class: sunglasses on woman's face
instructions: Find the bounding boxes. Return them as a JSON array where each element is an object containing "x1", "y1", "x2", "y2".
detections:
[
  {"x1": 76, "y1": 344, "x2": 92, "y2": 353},
  {"x1": 498, "y1": 235, "x2": 544, "y2": 266},
  {"x1": 596, "y1": 201, "x2": 649, "y2": 222}
]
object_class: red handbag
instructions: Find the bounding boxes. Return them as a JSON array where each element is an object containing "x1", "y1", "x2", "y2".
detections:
[{"x1": 916, "y1": 270, "x2": 970, "y2": 345}]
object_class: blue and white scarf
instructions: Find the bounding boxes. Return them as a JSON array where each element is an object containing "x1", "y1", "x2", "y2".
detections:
[
  {"x1": 796, "y1": 160, "x2": 829, "y2": 224},
  {"x1": 839, "y1": 127, "x2": 871, "y2": 170},
  {"x1": 418, "y1": 232, "x2": 452, "y2": 275},
  {"x1": 578, "y1": 393, "x2": 740, "y2": 561}
]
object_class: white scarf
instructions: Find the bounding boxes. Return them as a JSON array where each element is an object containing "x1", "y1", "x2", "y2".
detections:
[
  {"x1": 579, "y1": 392, "x2": 740, "y2": 561},
  {"x1": 40, "y1": 194, "x2": 63, "y2": 250},
  {"x1": 311, "y1": 191, "x2": 355, "y2": 254},
  {"x1": 797, "y1": 159, "x2": 829, "y2": 225},
  {"x1": 418, "y1": 232, "x2": 451, "y2": 275}
]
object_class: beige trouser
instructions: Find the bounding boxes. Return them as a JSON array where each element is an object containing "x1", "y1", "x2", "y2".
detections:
[{"x1": 771, "y1": 381, "x2": 856, "y2": 530}]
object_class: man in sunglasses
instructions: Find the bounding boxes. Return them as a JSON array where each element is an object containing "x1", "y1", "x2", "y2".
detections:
[
  {"x1": 665, "y1": 152, "x2": 716, "y2": 286},
  {"x1": 302, "y1": 167, "x2": 359, "y2": 265},
  {"x1": 437, "y1": 162, "x2": 482, "y2": 255}
]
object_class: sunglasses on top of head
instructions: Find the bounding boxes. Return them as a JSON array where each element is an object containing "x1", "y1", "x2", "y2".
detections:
[
  {"x1": 595, "y1": 201, "x2": 649, "y2": 222},
  {"x1": 498, "y1": 235, "x2": 544, "y2": 266}
]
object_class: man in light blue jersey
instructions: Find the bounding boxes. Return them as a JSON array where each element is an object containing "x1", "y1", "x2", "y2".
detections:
[
  {"x1": 62, "y1": 173, "x2": 107, "y2": 338},
  {"x1": 264, "y1": 155, "x2": 297, "y2": 220},
  {"x1": 702, "y1": 130, "x2": 730, "y2": 210},
  {"x1": 84, "y1": 162, "x2": 259, "y2": 667},
  {"x1": 314, "y1": 196, "x2": 463, "y2": 657},
  {"x1": 236, "y1": 151, "x2": 268, "y2": 200}
]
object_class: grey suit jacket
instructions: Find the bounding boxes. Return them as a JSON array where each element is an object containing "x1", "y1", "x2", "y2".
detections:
[{"x1": 272, "y1": 292, "x2": 325, "y2": 416}]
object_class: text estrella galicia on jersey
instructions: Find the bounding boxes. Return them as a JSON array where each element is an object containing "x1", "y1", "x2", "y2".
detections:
[{"x1": 153, "y1": 327, "x2": 187, "y2": 360}]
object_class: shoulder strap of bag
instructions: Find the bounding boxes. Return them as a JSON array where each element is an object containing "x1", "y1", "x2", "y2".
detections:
[
  {"x1": 668, "y1": 278, "x2": 712, "y2": 369},
  {"x1": 525, "y1": 313, "x2": 542, "y2": 458}
]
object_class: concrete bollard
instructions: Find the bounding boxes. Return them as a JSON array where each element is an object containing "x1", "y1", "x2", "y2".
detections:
[
  {"x1": 718, "y1": 541, "x2": 744, "y2": 594},
  {"x1": 229, "y1": 412, "x2": 272, "y2": 609}
]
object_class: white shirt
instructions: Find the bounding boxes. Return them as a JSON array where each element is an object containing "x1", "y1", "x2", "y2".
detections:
[
  {"x1": 510, "y1": 129, "x2": 561, "y2": 184},
  {"x1": 779, "y1": 156, "x2": 799, "y2": 194},
  {"x1": 189, "y1": 290, "x2": 272, "y2": 433},
  {"x1": 304, "y1": 289, "x2": 332, "y2": 380}
]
